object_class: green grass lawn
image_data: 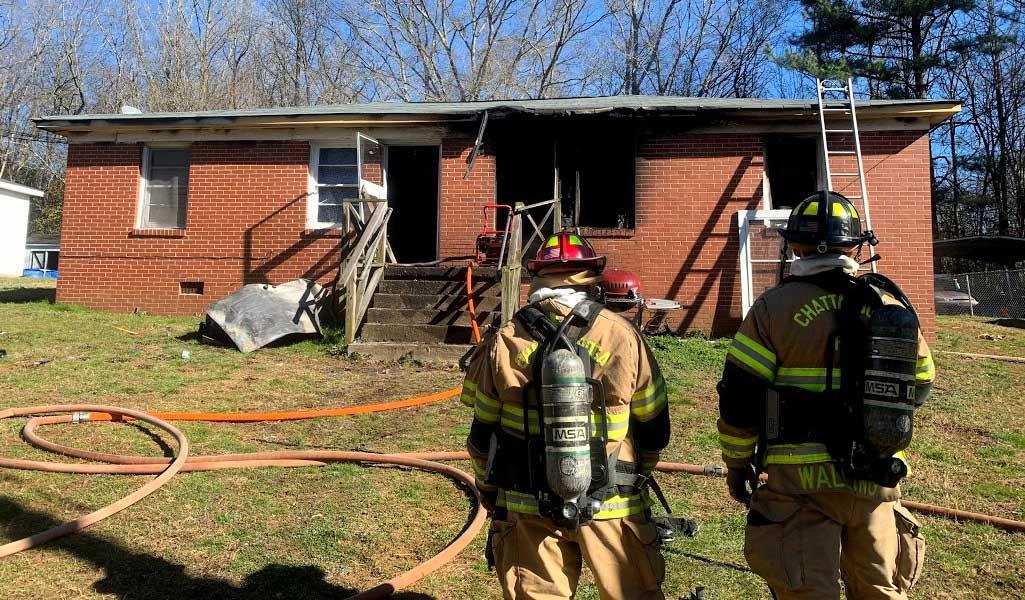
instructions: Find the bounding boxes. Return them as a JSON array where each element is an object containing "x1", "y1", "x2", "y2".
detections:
[{"x1": 0, "y1": 277, "x2": 1023, "y2": 599}]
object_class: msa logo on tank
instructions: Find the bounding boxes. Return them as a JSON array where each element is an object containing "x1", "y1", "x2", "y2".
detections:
[
  {"x1": 865, "y1": 379, "x2": 900, "y2": 398},
  {"x1": 552, "y1": 426, "x2": 587, "y2": 442}
]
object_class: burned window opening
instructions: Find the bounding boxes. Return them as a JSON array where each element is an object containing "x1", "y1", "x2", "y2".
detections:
[
  {"x1": 496, "y1": 124, "x2": 635, "y2": 237},
  {"x1": 765, "y1": 136, "x2": 820, "y2": 209},
  {"x1": 558, "y1": 133, "x2": 635, "y2": 230}
]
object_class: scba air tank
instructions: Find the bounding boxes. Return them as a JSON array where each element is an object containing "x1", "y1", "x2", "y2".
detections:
[
  {"x1": 861, "y1": 304, "x2": 919, "y2": 459},
  {"x1": 541, "y1": 348, "x2": 593, "y2": 503}
]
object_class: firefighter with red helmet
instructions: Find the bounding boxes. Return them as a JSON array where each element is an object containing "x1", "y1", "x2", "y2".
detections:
[
  {"x1": 718, "y1": 191, "x2": 935, "y2": 599},
  {"x1": 462, "y1": 230, "x2": 673, "y2": 600}
]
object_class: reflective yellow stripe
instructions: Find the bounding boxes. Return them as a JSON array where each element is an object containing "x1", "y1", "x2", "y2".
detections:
[
  {"x1": 727, "y1": 345, "x2": 775, "y2": 380},
  {"x1": 474, "y1": 388, "x2": 501, "y2": 424},
  {"x1": 595, "y1": 493, "x2": 650, "y2": 519},
  {"x1": 729, "y1": 333, "x2": 776, "y2": 381},
  {"x1": 500, "y1": 403, "x2": 541, "y2": 435},
  {"x1": 497, "y1": 490, "x2": 540, "y2": 515},
  {"x1": 593, "y1": 410, "x2": 630, "y2": 441},
  {"x1": 630, "y1": 377, "x2": 668, "y2": 420},
  {"x1": 764, "y1": 443, "x2": 833, "y2": 465},
  {"x1": 735, "y1": 333, "x2": 776, "y2": 363},
  {"x1": 500, "y1": 403, "x2": 627, "y2": 440},
  {"x1": 719, "y1": 432, "x2": 757, "y2": 447},
  {"x1": 722, "y1": 447, "x2": 755, "y2": 459},
  {"x1": 515, "y1": 342, "x2": 539, "y2": 369},
  {"x1": 801, "y1": 200, "x2": 847, "y2": 217},
  {"x1": 775, "y1": 367, "x2": 841, "y2": 392},
  {"x1": 915, "y1": 355, "x2": 935, "y2": 381},
  {"x1": 894, "y1": 450, "x2": 912, "y2": 477},
  {"x1": 460, "y1": 381, "x2": 477, "y2": 407},
  {"x1": 719, "y1": 432, "x2": 757, "y2": 459}
]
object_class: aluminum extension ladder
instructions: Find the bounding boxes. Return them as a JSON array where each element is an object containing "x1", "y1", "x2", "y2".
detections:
[{"x1": 815, "y1": 77, "x2": 877, "y2": 272}]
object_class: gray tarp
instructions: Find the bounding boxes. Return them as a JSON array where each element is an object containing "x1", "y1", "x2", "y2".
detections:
[{"x1": 205, "y1": 279, "x2": 326, "y2": 353}]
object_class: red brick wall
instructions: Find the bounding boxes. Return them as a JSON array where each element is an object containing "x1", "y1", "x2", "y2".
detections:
[
  {"x1": 439, "y1": 137, "x2": 495, "y2": 259},
  {"x1": 826, "y1": 130, "x2": 936, "y2": 337},
  {"x1": 580, "y1": 129, "x2": 934, "y2": 338},
  {"x1": 580, "y1": 133, "x2": 766, "y2": 337},
  {"x1": 58, "y1": 141, "x2": 350, "y2": 315},
  {"x1": 57, "y1": 129, "x2": 935, "y2": 337}
]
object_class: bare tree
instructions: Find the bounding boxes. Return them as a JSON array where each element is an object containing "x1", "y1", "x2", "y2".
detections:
[{"x1": 591, "y1": 0, "x2": 789, "y2": 97}]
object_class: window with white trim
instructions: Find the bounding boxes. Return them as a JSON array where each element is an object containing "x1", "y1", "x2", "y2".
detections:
[
  {"x1": 310, "y1": 147, "x2": 359, "y2": 227},
  {"x1": 139, "y1": 146, "x2": 190, "y2": 229}
]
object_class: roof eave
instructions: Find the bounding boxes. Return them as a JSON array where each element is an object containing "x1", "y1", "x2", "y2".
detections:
[{"x1": 33, "y1": 100, "x2": 962, "y2": 136}]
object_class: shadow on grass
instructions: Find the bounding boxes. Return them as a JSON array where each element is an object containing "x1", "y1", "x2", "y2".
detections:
[
  {"x1": 0, "y1": 497, "x2": 435, "y2": 599},
  {"x1": 0, "y1": 287, "x2": 55, "y2": 304}
]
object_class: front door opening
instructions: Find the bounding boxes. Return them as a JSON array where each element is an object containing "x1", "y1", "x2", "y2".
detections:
[{"x1": 386, "y1": 146, "x2": 440, "y2": 264}]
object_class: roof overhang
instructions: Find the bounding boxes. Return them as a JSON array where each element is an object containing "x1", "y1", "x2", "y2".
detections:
[
  {"x1": 33, "y1": 96, "x2": 960, "y2": 139},
  {"x1": 0, "y1": 179, "x2": 44, "y2": 198},
  {"x1": 934, "y1": 236, "x2": 1025, "y2": 261}
]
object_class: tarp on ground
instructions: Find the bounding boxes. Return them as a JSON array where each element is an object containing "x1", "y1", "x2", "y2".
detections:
[{"x1": 205, "y1": 279, "x2": 326, "y2": 352}]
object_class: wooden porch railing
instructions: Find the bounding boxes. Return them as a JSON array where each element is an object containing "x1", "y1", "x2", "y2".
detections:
[
  {"x1": 336, "y1": 198, "x2": 395, "y2": 345},
  {"x1": 498, "y1": 198, "x2": 558, "y2": 324}
]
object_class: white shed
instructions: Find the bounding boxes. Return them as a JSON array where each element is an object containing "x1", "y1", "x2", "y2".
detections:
[{"x1": 0, "y1": 180, "x2": 44, "y2": 276}]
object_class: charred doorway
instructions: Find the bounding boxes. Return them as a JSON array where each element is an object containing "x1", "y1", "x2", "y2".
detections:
[
  {"x1": 386, "y1": 146, "x2": 440, "y2": 263},
  {"x1": 496, "y1": 129, "x2": 556, "y2": 261}
]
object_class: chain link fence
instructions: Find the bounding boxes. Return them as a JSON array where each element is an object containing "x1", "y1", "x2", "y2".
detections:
[{"x1": 934, "y1": 269, "x2": 1025, "y2": 318}]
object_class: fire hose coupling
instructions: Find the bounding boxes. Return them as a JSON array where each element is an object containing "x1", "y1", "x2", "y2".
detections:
[
  {"x1": 703, "y1": 465, "x2": 725, "y2": 477},
  {"x1": 71, "y1": 412, "x2": 91, "y2": 424}
]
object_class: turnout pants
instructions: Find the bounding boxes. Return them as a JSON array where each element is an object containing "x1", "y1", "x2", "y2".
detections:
[
  {"x1": 744, "y1": 487, "x2": 926, "y2": 600},
  {"x1": 489, "y1": 512, "x2": 666, "y2": 600}
]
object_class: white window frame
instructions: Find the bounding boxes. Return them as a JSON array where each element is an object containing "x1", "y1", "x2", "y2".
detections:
[
  {"x1": 738, "y1": 209, "x2": 792, "y2": 316},
  {"x1": 307, "y1": 143, "x2": 360, "y2": 229},
  {"x1": 137, "y1": 144, "x2": 190, "y2": 229}
]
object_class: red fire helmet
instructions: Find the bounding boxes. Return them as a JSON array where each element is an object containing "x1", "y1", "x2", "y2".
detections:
[{"x1": 526, "y1": 231, "x2": 607, "y2": 275}]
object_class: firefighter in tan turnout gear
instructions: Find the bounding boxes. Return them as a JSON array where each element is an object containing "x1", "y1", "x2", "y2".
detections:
[
  {"x1": 462, "y1": 231, "x2": 672, "y2": 600},
  {"x1": 718, "y1": 191, "x2": 936, "y2": 599}
]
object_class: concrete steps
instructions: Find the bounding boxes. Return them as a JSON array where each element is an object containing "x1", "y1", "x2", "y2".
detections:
[{"x1": 348, "y1": 265, "x2": 499, "y2": 363}]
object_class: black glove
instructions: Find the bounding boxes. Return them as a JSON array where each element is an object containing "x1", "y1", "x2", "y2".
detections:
[
  {"x1": 478, "y1": 488, "x2": 498, "y2": 514},
  {"x1": 726, "y1": 463, "x2": 758, "y2": 506}
]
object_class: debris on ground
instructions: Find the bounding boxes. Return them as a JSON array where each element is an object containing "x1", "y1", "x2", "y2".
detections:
[
  {"x1": 979, "y1": 333, "x2": 1005, "y2": 341},
  {"x1": 201, "y1": 279, "x2": 327, "y2": 353}
]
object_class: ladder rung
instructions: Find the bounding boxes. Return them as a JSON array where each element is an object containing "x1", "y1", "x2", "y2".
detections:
[
  {"x1": 828, "y1": 150, "x2": 856, "y2": 155},
  {"x1": 825, "y1": 129, "x2": 854, "y2": 133},
  {"x1": 833, "y1": 172, "x2": 861, "y2": 176},
  {"x1": 822, "y1": 87, "x2": 850, "y2": 92},
  {"x1": 822, "y1": 107, "x2": 851, "y2": 111}
]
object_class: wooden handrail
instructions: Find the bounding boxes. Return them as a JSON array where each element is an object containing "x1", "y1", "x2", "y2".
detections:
[{"x1": 338, "y1": 200, "x2": 395, "y2": 346}]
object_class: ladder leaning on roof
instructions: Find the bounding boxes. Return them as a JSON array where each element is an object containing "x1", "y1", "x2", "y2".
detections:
[{"x1": 816, "y1": 77, "x2": 877, "y2": 273}]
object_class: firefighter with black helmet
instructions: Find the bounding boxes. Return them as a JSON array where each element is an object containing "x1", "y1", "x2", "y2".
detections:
[
  {"x1": 462, "y1": 231, "x2": 673, "y2": 600},
  {"x1": 718, "y1": 191, "x2": 935, "y2": 599}
]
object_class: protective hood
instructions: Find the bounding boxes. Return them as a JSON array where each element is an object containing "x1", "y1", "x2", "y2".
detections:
[{"x1": 789, "y1": 254, "x2": 860, "y2": 277}]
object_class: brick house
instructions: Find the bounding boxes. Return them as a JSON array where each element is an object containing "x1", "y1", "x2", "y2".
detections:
[{"x1": 34, "y1": 96, "x2": 957, "y2": 340}]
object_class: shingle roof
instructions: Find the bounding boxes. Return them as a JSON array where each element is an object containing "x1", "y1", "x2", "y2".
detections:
[{"x1": 33, "y1": 95, "x2": 959, "y2": 129}]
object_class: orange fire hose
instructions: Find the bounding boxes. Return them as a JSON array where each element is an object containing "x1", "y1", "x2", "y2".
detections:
[
  {"x1": 2, "y1": 387, "x2": 1024, "y2": 599},
  {"x1": 466, "y1": 263, "x2": 482, "y2": 344},
  {"x1": 83, "y1": 386, "x2": 461, "y2": 423},
  {"x1": 0, "y1": 396, "x2": 485, "y2": 600}
]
